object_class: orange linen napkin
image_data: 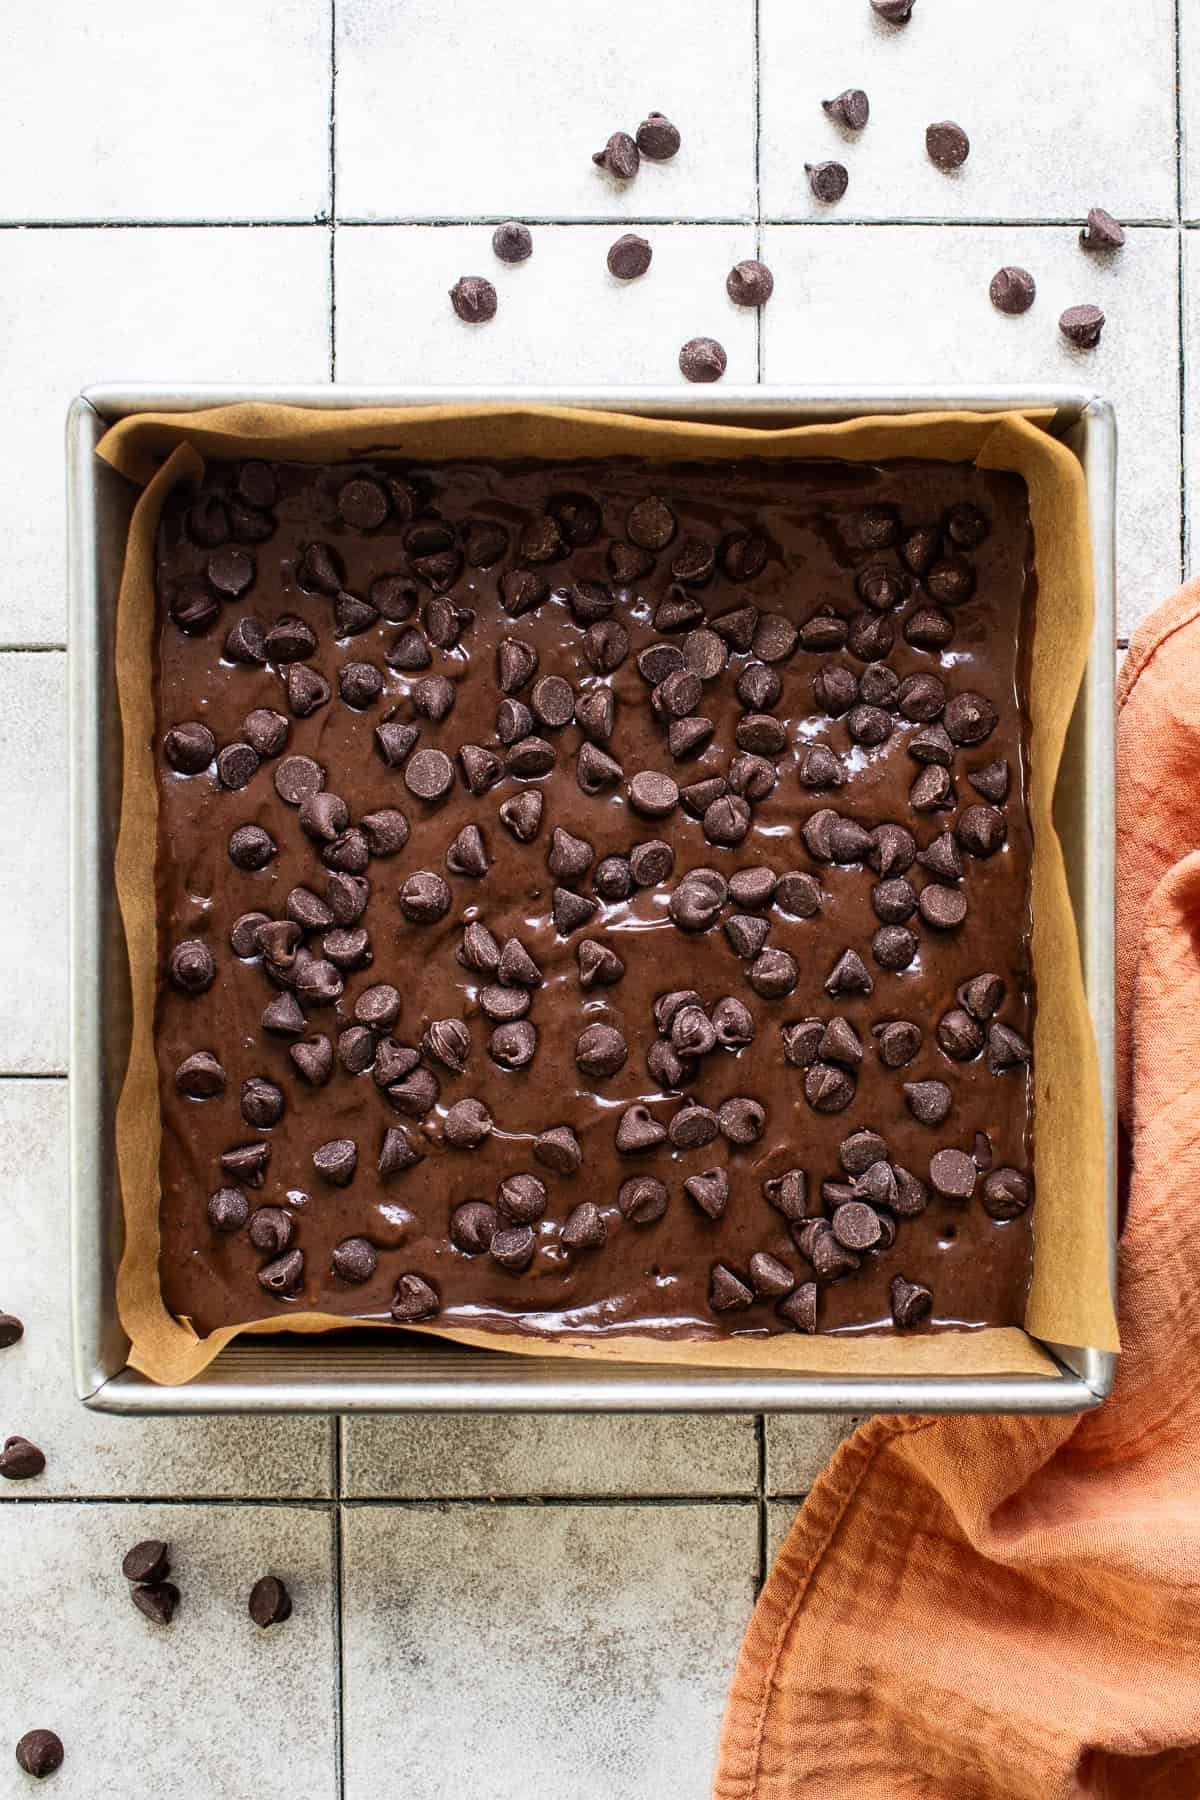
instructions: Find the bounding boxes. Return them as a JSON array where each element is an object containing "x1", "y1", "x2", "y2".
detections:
[{"x1": 715, "y1": 585, "x2": 1200, "y2": 1800}]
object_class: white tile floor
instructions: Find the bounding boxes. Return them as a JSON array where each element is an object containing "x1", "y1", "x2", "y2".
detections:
[{"x1": 0, "y1": 0, "x2": 1185, "y2": 1790}]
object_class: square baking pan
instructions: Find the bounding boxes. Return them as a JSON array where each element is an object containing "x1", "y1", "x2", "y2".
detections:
[{"x1": 67, "y1": 384, "x2": 1116, "y2": 1416}]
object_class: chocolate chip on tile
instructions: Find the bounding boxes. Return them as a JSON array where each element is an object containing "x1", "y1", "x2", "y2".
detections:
[
  {"x1": 169, "y1": 939, "x2": 216, "y2": 995},
  {"x1": 121, "y1": 1539, "x2": 171, "y2": 1585},
  {"x1": 593, "y1": 129, "x2": 640, "y2": 178},
  {"x1": 391, "y1": 1272, "x2": 440, "y2": 1319},
  {"x1": 607, "y1": 231, "x2": 653, "y2": 280},
  {"x1": 926, "y1": 120, "x2": 969, "y2": 168},
  {"x1": 957, "y1": 804, "x2": 1007, "y2": 858},
  {"x1": 989, "y1": 266, "x2": 1036, "y2": 315},
  {"x1": 175, "y1": 1051, "x2": 226, "y2": 1098},
  {"x1": 679, "y1": 337, "x2": 727, "y2": 383},
  {"x1": 0, "y1": 1312, "x2": 24, "y2": 1350},
  {"x1": 449, "y1": 275, "x2": 498, "y2": 322},
  {"x1": 929, "y1": 1148, "x2": 977, "y2": 1200},
  {"x1": 890, "y1": 1274, "x2": 933, "y2": 1329},
  {"x1": 1080, "y1": 206, "x2": 1125, "y2": 252},
  {"x1": 918, "y1": 882, "x2": 968, "y2": 930},
  {"x1": 498, "y1": 790, "x2": 545, "y2": 842},
  {"x1": 14, "y1": 1731, "x2": 64, "y2": 1779},
  {"x1": 825, "y1": 948, "x2": 874, "y2": 997},
  {"x1": 493, "y1": 220, "x2": 533, "y2": 263},
  {"x1": 489, "y1": 1019, "x2": 538, "y2": 1068},
  {"x1": 910, "y1": 765, "x2": 954, "y2": 813},
  {"x1": 704, "y1": 794, "x2": 752, "y2": 846},
  {"x1": 0, "y1": 1436, "x2": 45, "y2": 1481},
  {"x1": 636, "y1": 109, "x2": 681, "y2": 158},
  {"x1": 163, "y1": 721, "x2": 216, "y2": 774},
  {"x1": 422, "y1": 1018, "x2": 471, "y2": 1074},
  {"x1": 578, "y1": 940, "x2": 625, "y2": 989},
  {"x1": 987, "y1": 1021, "x2": 1032, "y2": 1074},
  {"x1": 379, "y1": 1125, "x2": 423, "y2": 1177},
  {"x1": 805, "y1": 159, "x2": 848, "y2": 201},
  {"x1": 822, "y1": 86, "x2": 870, "y2": 129},
  {"x1": 576, "y1": 1023, "x2": 627, "y2": 1079},
  {"x1": 1060, "y1": 303, "x2": 1105, "y2": 348}
]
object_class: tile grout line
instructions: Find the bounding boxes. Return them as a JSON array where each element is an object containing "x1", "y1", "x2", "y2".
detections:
[
  {"x1": 329, "y1": 0, "x2": 338, "y2": 383},
  {"x1": 0, "y1": 215, "x2": 1193, "y2": 231}
]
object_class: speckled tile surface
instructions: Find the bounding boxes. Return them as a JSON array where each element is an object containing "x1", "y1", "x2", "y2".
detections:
[{"x1": 0, "y1": 0, "x2": 1182, "y2": 1789}]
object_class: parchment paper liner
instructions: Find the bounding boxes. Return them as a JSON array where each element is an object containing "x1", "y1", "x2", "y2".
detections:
[{"x1": 97, "y1": 403, "x2": 1117, "y2": 1384}]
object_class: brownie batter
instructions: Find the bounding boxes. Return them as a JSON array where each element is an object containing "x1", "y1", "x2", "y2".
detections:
[{"x1": 153, "y1": 454, "x2": 1035, "y2": 1341}]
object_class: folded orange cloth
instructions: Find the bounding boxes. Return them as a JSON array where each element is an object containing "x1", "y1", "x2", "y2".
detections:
[{"x1": 715, "y1": 584, "x2": 1200, "y2": 1800}]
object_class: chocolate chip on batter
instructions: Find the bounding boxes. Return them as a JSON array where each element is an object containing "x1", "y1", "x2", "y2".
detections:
[
  {"x1": 929, "y1": 1148, "x2": 977, "y2": 1200},
  {"x1": 890, "y1": 1275, "x2": 933, "y2": 1328},
  {"x1": 752, "y1": 612, "x2": 799, "y2": 664},
  {"x1": 262, "y1": 991, "x2": 306, "y2": 1037},
  {"x1": 410, "y1": 675, "x2": 455, "y2": 724},
  {"x1": 628, "y1": 839, "x2": 674, "y2": 887},
  {"x1": 422, "y1": 1017, "x2": 471, "y2": 1074},
  {"x1": 500, "y1": 569, "x2": 549, "y2": 617},
  {"x1": 797, "y1": 745, "x2": 844, "y2": 792},
  {"x1": 798, "y1": 1220, "x2": 861, "y2": 1281},
  {"x1": 249, "y1": 1207, "x2": 294, "y2": 1258},
  {"x1": 817, "y1": 1017, "x2": 863, "y2": 1069},
  {"x1": 338, "y1": 1025, "x2": 377, "y2": 1075},
  {"x1": 712, "y1": 605, "x2": 759, "y2": 652},
  {"x1": 669, "y1": 873, "x2": 725, "y2": 932},
  {"x1": 961, "y1": 972, "x2": 1006, "y2": 1019},
  {"x1": 300, "y1": 789, "x2": 350, "y2": 844},
  {"x1": 241, "y1": 1076, "x2": 285, "y2": 1128},
  {"x1": 905, "y1": 607, "x2": 955, "y2": 652},
  {"x1": 718, "y1": 1096, "x2": 766, "y2": 1146},
  {"x1": 709, "y1": 1263, "x2": 753, "y2": 1312},
  {"x1": 872, "y1": 877, "x2": 918, "y2": 924},
  {"x1": 987, "y1": 1021, "x2": 1032, "y2": 1074},
  {"x1": 446, "y1": 824, "x2": 490, "y2": 878},
  {"x1": 479, "y1": 983, "x2": 531, "y2": 1024},
  {"x1": 619, "y1": 1176, "x2": 669, "y2": 1225},
  {"x1": 629, "y1": 770, "x2": 680, "y2": 818},
  {"x1": 749, "y1": 947, "x2": 798, "y2": 998},
  {"x1": 450, "y1": 1202, "x2": 499, "y2": 1256},
  {"x1": 903, "y1": 1080, "x2": 951, "y2": 1128},
  {"x1": 937, "y1": 1007, "x2": 984, "y2": 1061},
  {"x1": 957, "y1": 804, "x2": 1007, "y2": 858},
  {"x1": 534, "y1": 1125, "x2": 583, "y2": 1175},
  {"x1": 286, "y1": 665, "x2": 331, "y2": 717},
  {"x1": 169, "y1": 939, "x2": 216, "y2": 995},
  {"x1": 391, "y1": 1273, "x2": 440, "y2": 1320},
  {"x1": 578, "y1": 940, "x2": 625, "y2": 988},
  {"x1": 926, "y1": 556, "x2": 976, "y2": 609},
  {"x1": 399, "y1": 870, "x2": 452, "y2": 923},
  {"x1": 725, "y1": 913, "x2": 771, "y2": 959},
  {"x1": 704, "y1": 794, "x2": 752, "y2": 846},
  {"x1": 832, "y1": 1200, "x2": 882, "y2": 1252},
  {"x1": 562, "y1": 1203, "x2": 608, "y2": 1250},
  {"x1": 775, "y1": 873, "x2": 823, "y2": 920},
  {"x1": 379, "y1": 1124, "x2": 423, "y2": 1177},
  {"x1": 403, "y1": 749, "x2": 455, "y2": 803},
  {"x1": 918, "y1": 883, "x2": 968, "y2": 930},
  {"x1": 333, "y1": 1238, "x2": 378, "y2": 1284},
  {"x1": 909, "y1": 723, "x2": 955, "y2": 768},
  {"x1": 872, "y1": 924, "x2": 917, "y2": 970},
  {"x1": 982, "y1": 1167, "x2": 1033, "y2": 1220},
  {"x1": 910, "y1": 765, "x2": 954, "y2": 813},
  {"x1": 498, "y1": 937, "x2": 543, "y2": 988},
  {"x1": 207, "y1": 1187, "x2": 250, "y2": 1233},
  {"x1": 163, "y1": 720, "x2": 217, "y2": 774},
  {"x1": 616, "y1": 1105, "x2": 668, "y2": 1154},
  {"x1": 490, "y1": 1019, "x2": 538, "y2": 1068},
  {"x1": 825, "y1": 948, "x2": 874, "y2": 997},
  {"x1": 554, "y1": 886, "x2": 600, "y2": 934},
  {"x1": 576, "y1": 742, "x2": 624, "y2": 794},
  {"x1": 576, "y1": 1023, "x2": 628, "y2": 1078},
  {"x1": 499, "y1": 790, "x2": 545, "y2": 841}
]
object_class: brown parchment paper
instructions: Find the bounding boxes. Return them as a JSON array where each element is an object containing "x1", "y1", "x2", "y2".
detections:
[{"x1": 98, "y1": 403, "x2": 1117, "y2": 1385}]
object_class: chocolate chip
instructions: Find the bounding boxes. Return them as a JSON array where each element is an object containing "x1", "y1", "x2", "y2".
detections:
[
  {"x1": 707, "y1": 1263, "x2": 753, "y2": 1312},
  {"x1": 421, "y1": 1018, "x2": 470, "y2": 1075},
  {"x1": 492, "y1": 1174, "x2": 547, "y2": 1227},
  {"x1": 806, "y1": 159, "x2": 848, "y2": 201},
  {"x1": 1060, "y1": 303, "x2": 1105, "y2": 348},
  {"x1": 498, "y1": 937, "x2": 543, "y2": 987},
  {"x1": 777, "y1": 1282, "x2": 819, "y2": 1333},
  {"x1": 505, "y1": 736, "x2": 556, "y2": 780},
  {"x1": 1080, "y1": 206, "x2": 1124, "y2": 252},
  {"x1": 297, "y1": 790, "x2": 347, "y2": 847},
  {"x1": 606, "y1": 231, "x2": 653, "y2": 280},
  {"x1": 910, "y1": 765, "x2": 954, "y2": 813},
  {"x1": 493, "y1": 220, "x2": 533, "y2": 263},
  {"x1": 681, "y1": 777, "x2": 727, "y2": 819},
  {"x1": 533, "y1": 1125, "x2": 583, "y2": 1176},
  {"x1": 727, "y1": 867, "x2": 775, "y2": 911},
  {"x1": 679, "y1": 337, "x2": 727, "y2": 383},
  {"x1": 930, "y1": 1148, "x2": 977, "y2": 1200},
  {"x1": 614, "y1": 1104, "x2": 666, "y2": 1155},
  {"x1": 500, "y1": 569, "x2": 549, "y2": 618},
  {"x1": 593, "y1": 129, "x2": 639, "y2": 178},
  {"x1": 0, "y1": 1312, "x2": 23, "y2": 1350},
  {"x1": 973, "y1": 1131, "x2": 994, "y2": 1171},
  {"x1": 286, "y1": 664, "x2": 331, "y2": 717},
  {"x1": 246, "y1": 1204, "x2": 293, "y2": 1257},
  {"x1": 871, "y1": 0, "x2": 915, "y2": 19},
  {"x1": 438, "y1": 1098, "x2": 490, "y2": 1152},
  {"x1": 578, "y1": 940, "x2": 625, "y2": 989},
  {"x1": 450, "y1": 1201, "x2": 499, "y2": 1256},
  {"x1": 957, "y1": 804, "x2": 1007, "y2": 858},
  {"x1": 399, "y1": 748, "x2": 453, "y2": 805},
  {"x1": 636, "y1": 110, "x2": 681, "y2": 158},
  {"x1": 704, "y1": 793, "x2": 752, "y2": 845},
  {"x1": 890, "y1": 1275, "x2": 933, "y2": 1328},
  {"x1": 557, "y1": 1202, "x2": 605, "y2": 1253},
  {"x1": 825, "y1": 948, "x2": 874, "y2": 997},
  {"x1": 797, "y1": 745, "x2": 844, "y2": 792},
  {"x1": 918, "y1": 883, "x2": 967, "y2": 930},
  {"x1": 822, "y1": 87, "x2": 870, "y2": 129},
  {"x1": 872, "y1": 924, "x2": 917, "y2": 970},
  {"x1": 576, "y1": 1023, "x2": 627, "y2": 1078},
  {"x1": 553, "y1": 887, "x2": 599, "y2": 935},
  {"x1": 449, "y1": 275, "x2": 497, "y2": 322},
  {"x1": 0, "y1": 1436, "x2": 45, "y2": 1480},
  {"x1": 819, "y1": 1017, "x2": 864, "y2": 1068},
  {"x1": 624, "y1": 839, "x2": 671, "y2": 889},
  {"x1": 499, "y1": 790, "x2": 544, "y2": 841},
  {"x1": 490, "y1": 1019, "x2": 538, "y2": 1068},
  {"x1": 445, "y1": 824, "x2": 489, "y2": 880},
  {"x1": 391, "y1": 1273, "x2": 440, "y2": 1319},
  {"x1": 322, "y1": 826, "x2": 370, "y2": 875},
  {"x1": 240, "y1": 1074, "x2": 285, "y2": 1129},
  {"x1": 982, "y1": 1167, "x2": 1033, "y2": 1220},
  {"x1": 369, "y1": 573, "x2": 417, "y2": 623},
  {"x1": 671, "y1": 1005, "x2": 718, "y2": 1058},
  {"x1": 763, "y1": 1170, "x2": 809, "y2": 1223},
  {"x1": 174, "y1": 1050, "x2": 225, "y2": 1099},
  {"x1": 14, "y1": 1731, "x2": 64, "y2": 1778},
  {"x1": 798, "y1": 1220, "x2": 861, "y2": 1281},
  {"x1": 653, "y1": 668, "x2": 704, "y2": 721},
  {"x1": 725, "y1": 913, "x2": 770, "y2": 959},
  {"x1": 386, "y1": 627, "x2": 432, "y2": 672},
  {"x1": 989, "y1": 266, "x2": 1036, "y2": 315},
  {"x1": 379, "y1": 1125, "x2": 423, "y2": 1177},
  {"x1": 709, "y1": 608, "x2": 757, "y2": 655},
  {"x1": 668, "y1": 871, "x2": 726, "y2": 932},
  {"x1": 656, "y1": 988, "x2": 704, "y2": 1033},
  {"x1": 258, "y1": 1247, "x2": 304, "y2": 1297},
  {"x1": 338, "y1": 1025, "x2": 376, "y2": 1075},
  {"x1": 961, "y1": 972, "x2": 1006, "y2": 1019},
  {"x1": 293, "y1": 938, "x2": 346, "y2": 1004},
  {"x1": 618, "y1": 1176, "x2": 669, "y2": 1226},
  {"x1": 168, "y1": 939, "x2": 216, "y2": 996},
  {"x1": 830, "y1": 1200, "x2": 881, "y2": 1252},
  {"x1": 479, "y1": 983, "x2": 530, "y2": 1023},
  {"x1": 748, "y1": 616, "x2": 796, "y2": 671},
  {"x1": 933, "y1": 1006, "x2": 982, "y2": 1063},
  {"x1": 926, "y1": 120, "x2": 969, "y2": 169},
  {"x1": 903, "y1": 1079, "x2": 951, "y2": 1128},
  {"x1": 796, "y1": 609, "x2": 846, "y2": 655},
  {"x1": 169, "y1": 577, "x2": 221, "y2": 634},
  {"x1": 583, "y1": 856, "x2": 627, "y2": 903},
  {"x1": 964, "y1": 760, "x2": 1008, "y2": 807},
  {"x1": 856, "y1": 563, "x2": 907, "y2": 613},
  {"x1": 624, "y1": 497, "x2": 674, "y2": 553},
  {"x1": 717, "y1": 1096, "x2": 765, "y2": 1146},
  {"x1": 229, "y1": 910, "x2": 270, "y2": 959},
  {"x1": 943, "y1": 691, "x2": 997, "y2": 746},
  {"x1": 748, "y1": 947, "x2": 798, "y2": 998},
  {"x1": 163, "y1": 720, "x2": 216, "y2": 774},
  {"x1": 782, "y1": 1019, "x2": 822, "y2": 1067},
  {"x1": 909, "y1": 724, "x2": 955, "y2": 770},
  {"x1": 905, "y1": 606, "x2": 955, "y2": 651},
  {"x1": 262, "y1": 990, "x2": 305, "y2": 1037},
  {"x1": 396, "y1": 872, "x2": 450, "y2": 928},
  {"x1": 775, "y1": 871, "x2": 823, "y2": 917},
  {"x1": 987, "y1": 1021, "x2": 1032, "y2": 1074},
  {"x1": 322, "y1": 871, "x2": 368, "y2": 926},
  {"x1": 844, "y1": 704, "x2": 890, "y2": 748}
]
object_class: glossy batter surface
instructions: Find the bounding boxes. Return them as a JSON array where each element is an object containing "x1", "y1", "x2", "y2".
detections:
[{"x1": 154, "y1": 455, "x2": 1035, "y2": 1341}]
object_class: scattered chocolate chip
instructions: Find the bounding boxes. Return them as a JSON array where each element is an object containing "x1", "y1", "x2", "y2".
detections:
[
  {"x1": 679, "y1": 337, "x2": 727, "y2": 383},
  {"x1": 798, "y1": 1220, "x2": 861, "y2": 1281},
  {"x1": 832, "y1": 1200, "x2": 883, "y2": 1252},
  {"x1": 449, "y1": 275, "x2": 498, "y2": 323},
  {"x1": 337, "y1": 1025, "x2": 376, "y2": 1074},
  {"x1": 890, "y1": 1275, "x2": 933, "y2": 1328},
  {"x1": 777, "y1": 1282, "x2": 819, "y2": 1333},
  {"x1": 775, "y1": 871, "x2": 823, "y2": 917},
  {"x1": 871, "y1": 0, "x2": 915, "y2": 20},
  {"x1": 133, "y1": 1580, "x2": 182, "y2": 1626},
  {"x1": 725, "y1": 913, "x2": 771, "y2": 959},
  {"x1": 578, "y1": 940, "x2": 625, "y2": 988},
  {"x1": 562, "y1": 1202, "x2": 608, "y2": 1251},
  {"x1": 718, "y1": 1096, "x2": 765, "y2": 1146},
  {"x1": 872, "y1": 924, "x2": 917, "y2": 970},
  {"x1": 903, "y1": 1080, "x2": 951, "y2": 1128},
  {"x1": 926, "y1": 120, "x2": 969, "y2": 169},
  {"x1": 709, "y1": 1263, "x2": 754, "y2": 1311},
  {"x1": 726, "y1": 259, "x2": 775, "y2": 307},
  {"x1": 905, "y1": 606, "x2": 955, "y2": 651},
  {"x1": 798, "y1": 745, "x2": 844, "y2": 790},
  {"x1": 449, "y1": 1202, "x2": 499, "y2": 1256},
  {"x1": 0, "y1": 1312, "x2": 24, "y2": 1350},
  {"x1": 286, "y1": 664, "x2": 331, "y2": 717},
  {"x1": 241, "y1": 1076, "x2": 285, "y2": 1128},
  {"x1": 490, "y1": 1019, "x2": 538, "y2": 1067},
  {"x1": 748, "y1": 947, "x2": 798, "y2": 998},
  {"x1": 937, "y1": 1007, "x2": 983, "y2": 1061},
  {"x1": 627, "y1": 839, "x2": 673, "y2": 887},
  {"x1": 636, "y1": 110, "x2": 681, "y2": 158},
  {"x1": 533, "y1": 1125, "x2": 583, "y2": 1176},
  {"x1": 493, "y1": 220, "x2": 533, "y2": 263},
  {"x1": 704, "y1": 793, "x2": 752, "y2": 846},
  {"x1": 262, "y1": 991, "x2": 305, "y2": 1037},
  {"x1": 618, "y1": 1176, "x2": 669, "y2": 1225},
  {"x1": 806, "y1": 159, "x2": 848, "y2": 201},
  {"x1": 1080, "y1": 207, "x2": 1124, "y2": 252},
  {"x1": 0, "y1": 1436, "x2": 45, "y2": 1480},
  {"x1": 957, "y1": 804, "x2": 1007, "y2": 858},
  {"x1": 874, "y1": 1019, "x2": 922, "y2": 1069},
  {"x1": 14, "y1": 1731, "x2": 64, "y2": 1779},
  {"x1": 823, "y1": 87, "x2": 869, "y2": 130},
  {"x1": 554, "y1": 886, "x2": 600, "y2": 934},
  {"x1": 446, "y1": 823, "x2": 490, "y2": 878},
  {"x1": 1060, "y1": 303, "x2": 1105, "y2": 348},
  {"x1": 403, "y1": 749, "x2": 455, "y2": 803},
  {"x1": 990, "y1": 266, "x2": 1037, "y2": 315},
  {"x1": 607, "y1": 232, "x2": 653, "y2": 279},
  {"x1": 593, "y1": 130, "x2": 639, "y2": 179},
  {"x1": 422, "y1": 1018, "x2": 471, "y2": 1074},
  {"x1": 479, "y1": 984, "x2": 530, "y2": 1024},
  {"x1": 616, "y1": 1104, "x2": 668, "y2": 1154}
]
